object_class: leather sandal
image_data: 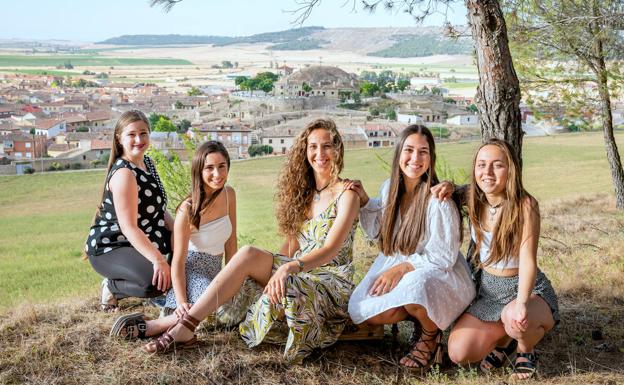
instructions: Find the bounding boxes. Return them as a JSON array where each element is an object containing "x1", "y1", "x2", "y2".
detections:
[
  {"x1": 401, "y1": 328, "x2": 443, "y2": 372},
  {"x1": 480, "y1": 339, "x2": 517, "y2": 372},
  {"x1": 110, "y1": 313, "x2": 148, "y2": 340},
  {"x1": 510, "y1": 351, "x2": 538, "y2": 380},
  {"x1": 144, "y1": 312, "x2": 200, "y2": 353}
]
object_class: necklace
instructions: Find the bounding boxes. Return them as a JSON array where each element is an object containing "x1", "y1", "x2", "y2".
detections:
[
  {"x1": 313, "y1": 182, "x2": 331, "y2": 202},
  {"x1": 487, "y1": 200, "x2": 504, "y2": 223}
]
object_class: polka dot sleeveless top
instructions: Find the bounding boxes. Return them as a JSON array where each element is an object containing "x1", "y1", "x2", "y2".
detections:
[{"x1": 85, "y1": 156, "x2": 171, "y2": 257}]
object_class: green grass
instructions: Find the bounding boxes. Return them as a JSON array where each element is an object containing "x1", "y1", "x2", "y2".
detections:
[
  {"x1": 0, "y1": 54, "x2": 193, "y2": 67},
  {"x1": 442, "y1": 81, "x2": 478, "y2": 90},
  {"x1": 0, "y1": 68, "x2": 82, "y2": 76},
  {"x1": 0, "y1": 132, "x2": 621, "y2": 310}
]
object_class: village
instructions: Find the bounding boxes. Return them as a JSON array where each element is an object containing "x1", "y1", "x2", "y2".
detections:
[{"x1": 2, "y1": 60, "x2": 622, "y2": 175}]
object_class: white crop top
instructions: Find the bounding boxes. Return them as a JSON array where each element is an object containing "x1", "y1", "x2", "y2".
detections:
[
  {"x1": 187, "y1": 188, "x2": 232, "y2": 255},
  {"x1": 188, "y1": 215, "x2": 232, "y2": 255},
  {"x1": 471, "y1": 227, "x2": 519, "y2": 270}
]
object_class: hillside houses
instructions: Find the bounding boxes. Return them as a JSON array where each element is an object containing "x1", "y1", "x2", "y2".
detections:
[{"x1": 273, "y1": 66, "x2": 359, "y2": 100}]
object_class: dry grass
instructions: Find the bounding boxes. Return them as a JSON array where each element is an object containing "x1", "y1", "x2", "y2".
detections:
[{"x1": 1, "y1": 194, "x2": 623, "y2": 384}]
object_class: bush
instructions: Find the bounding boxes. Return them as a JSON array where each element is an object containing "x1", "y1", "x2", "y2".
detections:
[
  {"x1": 71, "y1": 163, "x2": 83, "y2": 170},
  {"x1": 47, "y1": 162, "x2": 62, "y2": 172},
  {"x1": 23, "y1": 167, "x2": 35, "y2": 174}
]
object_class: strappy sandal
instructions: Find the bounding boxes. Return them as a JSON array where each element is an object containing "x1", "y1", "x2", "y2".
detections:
[
  {"x1": 110, "y1": 313, "x2": 148, "y2": 340},
  {"x1": 480, "y1": 339, "x2": 517, "y2": 372},
  {"x1": 401, "y1": 328, "x2": 443, "y2": 372},
  {"x1": 100, "y1": 279, "x2": 118, "y2": 312},
  {"x1": 144, "y1": 312, "x2": 200, "y2": 353},
  {"x1": 510, "y1": 351, "x2": 538, "y2": 380}
]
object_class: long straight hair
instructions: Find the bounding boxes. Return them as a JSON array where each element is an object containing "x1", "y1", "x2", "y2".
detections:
[
  {"x1": 467, "y1": 138, "x2": 536, "y2": 266},
  {"x1": 96, "y1": 110, "x2": 150, "y2": 216},
  {"x1": 179, "y1": 140, "x2": 231, "y2": 229},
  {"x1": 379, "y1": 125, "x2": 439, "y2": 256}
]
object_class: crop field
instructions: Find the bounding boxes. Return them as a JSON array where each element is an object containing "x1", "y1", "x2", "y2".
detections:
[{"x1": 0, "y1": 54, "x2": 193, "y2": 67}]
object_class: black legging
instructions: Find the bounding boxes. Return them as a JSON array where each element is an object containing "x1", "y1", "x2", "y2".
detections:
[{"x1": 89, "y1": 247, "x2": 164, "y2": 299}]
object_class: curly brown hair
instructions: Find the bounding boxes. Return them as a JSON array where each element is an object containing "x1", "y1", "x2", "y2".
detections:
[{"x1": 275, "y1": 118, "x2": 344, "y2": 237}]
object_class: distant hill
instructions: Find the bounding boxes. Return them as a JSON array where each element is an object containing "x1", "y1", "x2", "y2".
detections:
[
  {"x1": 97, "y1": 27, "x2": 326, "y2": 47},
  {"x1": 97, "y1": 26, "x2": 473, "y2": 57}
]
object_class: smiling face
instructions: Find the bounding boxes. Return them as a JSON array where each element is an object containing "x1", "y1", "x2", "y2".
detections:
[
  {"x1": 306, "y1": 128, "x2": 334, "y2": 176},
  {"x1": 202, "y1": 152, "x2": 229, "y2": 191},
  {"x1": 399, "y1": 133, "x2": 430, "y2": 184},
  {"x1": 118, "y1": 120, "x2": 150, "y2": 160},
  {"x1": 474, "y1": 144, "x2": 509, "y2": 198}
]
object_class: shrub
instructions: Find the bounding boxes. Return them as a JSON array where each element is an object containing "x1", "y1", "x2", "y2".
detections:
[
  {"x1": 71, "y1": 163, "x2": 83, "y2": 170},
  {"x1": 23, "y1": 167, "x2": 35, "y2": 174}
]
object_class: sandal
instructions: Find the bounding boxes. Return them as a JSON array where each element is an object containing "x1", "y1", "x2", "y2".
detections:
[
  {"x1": 110, "y1": 312, "x2": 148, "y2": 340},
  {"x1": 144, "y1": 312, "x2": 200, "y2": 353},
  {"x1": 400, "y1": 327, "x2": 443, "y2": 371},
  {"x1": 510, "y1": 351, "x2": 538, "y2": 380},
  {"x1": 100, "y1": 279, "x2": 118, "y2": 312},
  {"x1": 480, "y1": 339, "x2": 517, "y2": 372}
]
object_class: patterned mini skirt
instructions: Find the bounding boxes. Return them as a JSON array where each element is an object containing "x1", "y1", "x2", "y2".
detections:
[{"x1": 466, "y1": 269, "x2": 559, "y2": 323}]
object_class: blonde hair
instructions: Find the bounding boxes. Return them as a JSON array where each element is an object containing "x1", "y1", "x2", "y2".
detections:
[
  {"x1": 275, "y1": 118, "x2": 344, "y2": 236},
  {"x1": 467, "y1": 139, "x2": 538, "y2": 267}
]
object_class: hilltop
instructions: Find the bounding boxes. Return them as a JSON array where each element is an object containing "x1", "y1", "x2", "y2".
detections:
[{"x1": 96, "y1": 26, "x2": 473, "y2": 58}]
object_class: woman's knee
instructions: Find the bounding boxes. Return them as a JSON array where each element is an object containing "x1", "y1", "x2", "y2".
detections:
[{"x1": 447, "y1": 333, "x2": 477, "y2": 365}]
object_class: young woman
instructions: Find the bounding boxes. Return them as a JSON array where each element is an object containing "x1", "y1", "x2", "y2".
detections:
[
  {"x1": 141, "y1": 118, "x2": 360, "y2": 364},
  {"x1": 110, "y1": 140, "x2": 241, "y2": 339},
  {"x1": 447, "y1": 139, "x2": 559, "y2": 380},
  {"x1": 346, "y1": 124, "x2": 475, "y2": 371},
  {"x1": 85, "y1": 110, "x2": 173, "y2": 311}
]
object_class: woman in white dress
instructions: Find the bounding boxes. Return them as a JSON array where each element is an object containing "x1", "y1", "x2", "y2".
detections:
[{"x1": 346, "y1": 124, "x2": 475, "y2": 371}]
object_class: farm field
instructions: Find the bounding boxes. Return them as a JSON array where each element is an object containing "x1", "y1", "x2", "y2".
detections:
[{"x1": 0, "y1": 54, "x2": 193, "y2": 67}]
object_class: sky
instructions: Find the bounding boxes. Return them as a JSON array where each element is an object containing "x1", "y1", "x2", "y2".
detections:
[{"x1": 1, "y1": 0, "x2": 467, "y2": 42}]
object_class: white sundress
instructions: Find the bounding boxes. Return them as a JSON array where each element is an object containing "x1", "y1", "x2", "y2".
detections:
[{"x1": 348, "y1": 179, "x2": 476, "y2": 330}]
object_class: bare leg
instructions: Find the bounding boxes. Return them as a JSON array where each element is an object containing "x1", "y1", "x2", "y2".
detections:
[
  {"x1": 447, "y1": 313, "x2": 507, "y2": 366},
  {"x1": 501, "y1": 295, "x2": 555, "y2": 380},
  {"x1": 144, "y1": 246, "x2": 274, "y2": 352},
  {"x1": 364, "y1": 307, "x2": 409, "y2": 325},
  {"x1": 399, "y1": 304, "x2": 440, "y2": 368}
]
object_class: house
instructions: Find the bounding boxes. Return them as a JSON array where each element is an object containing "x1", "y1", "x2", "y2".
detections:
[
  {"x1": 447, "y1": 113, "x2": 479, "y2": 126},
  {"x1": 273, "y1": 66, "x2": 359, "y2": 100},
  {"x1": 0, "y1": 105, "x2": 19, "y2": 119},
  {"x1": 189, "y1": 121, "x2": 252, "y2": 154},
  {"x1": 261, "y1": 126, "x2": 297, "y2": 155},
  {"x1": 34, "y1": 119, "x2": 67, "y2": 138},
  {"x1": 363, "y1": 123, "x2": 399, "y2": 148},
  {"x1": 0, "y1": 133, "x2": 46, "y2": 159},
  {"x1": 397, "y1": 111, "x2": 425, "y2": 125}
]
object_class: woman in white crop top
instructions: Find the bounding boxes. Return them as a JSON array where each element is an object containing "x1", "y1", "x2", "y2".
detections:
[
  {"x1": 110, "y1": 141, "x2": 239, "y2": 339},
  {"x1": 447, "y1": 139, "x2": 558, "y2": 381}
]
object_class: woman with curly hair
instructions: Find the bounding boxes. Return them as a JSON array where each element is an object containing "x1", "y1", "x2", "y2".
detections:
[{"x1": 143, "y1": 118, "x2": 360, "y2": 363}]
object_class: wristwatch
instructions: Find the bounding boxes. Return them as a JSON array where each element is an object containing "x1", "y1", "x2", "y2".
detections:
[{"x1": 294, "y1": 257, "x2": 304, "y2": 272}]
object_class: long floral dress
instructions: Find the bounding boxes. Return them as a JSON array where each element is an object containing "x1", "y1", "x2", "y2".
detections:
[{"x1": 238, "y1": 196, "x2": 357, "y2": 363}]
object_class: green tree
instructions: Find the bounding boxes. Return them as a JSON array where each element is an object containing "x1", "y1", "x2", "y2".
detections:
[
  {"x1": 396, "y1": 79, "x2": 410, "y2": 91},
  {"x1": 153, "y1": 116, "x2": 176, "y2": 132},
  {"x1": 360, "y1": 81, "x2": 380, "y2": 97},
  {"x1": 174, "y1": 100, "x2": 184, "y2": 109},
  {"x1": 221, "y1": 60, "x2": 234, "y2": 68},
  {"x1": 507, "y1": 0, "x2": 624, "y2": 208},
  {"x1": 177, "y1": 119, "x2": 192, "y2": 133},
  {"x1": 76, "y1": 126, "x2": 89, "y2": 132},
  {"x1": 302, "y1": 82, "x2": 312, "y2": 93},
  {"x1": 187, "y1": 86, "x2": 202, "y2": 96},
  {"x1": 149, "y1": 113, "x2": 169, "y2": 128}
]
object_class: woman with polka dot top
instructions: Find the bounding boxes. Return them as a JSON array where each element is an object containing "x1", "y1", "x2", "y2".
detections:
[{"x1": 85, "y1": 110, "x2": 173, "y2": 311}]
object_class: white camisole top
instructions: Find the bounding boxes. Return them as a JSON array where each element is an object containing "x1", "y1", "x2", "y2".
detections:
[
  {"x1": 471, "y1": 227, "x2": 520, "y2": 270},
  {"x1": 187, "y1": 189, "x2": 232, "y2": 255}
]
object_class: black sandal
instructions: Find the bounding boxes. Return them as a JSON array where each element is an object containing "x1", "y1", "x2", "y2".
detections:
[
  {"x1": 481, "y1": 339, "x2": 517, "y2": 372},
  {"x1": 510, "y1": 351, "x2": 538, "y2": 380},
  {"x1": 110, "y1": 313, "x2": 148, "y2": 340},
  {"x1": 401, "y1": 328, "x2": 443, "y2": 371}
]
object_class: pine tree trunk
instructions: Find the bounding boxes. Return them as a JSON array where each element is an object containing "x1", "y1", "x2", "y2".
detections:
[
  {"x1": 465, "y1": 0, "x2": 523, "y2": 165},
  {"x1": 595, "y1": 44, "x2": 624, "y2": 208}
]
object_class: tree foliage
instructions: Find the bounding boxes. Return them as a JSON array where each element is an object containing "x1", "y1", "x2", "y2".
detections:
[
  {"x1": 153, "y1": 116, "x2": 177, "y2": 132},
  {"x1": 248, "y1": 144, "x2": 274, "y2": 157},
  {"x1": 507, "y1": 0, "x2": 624, "y2": 208}
]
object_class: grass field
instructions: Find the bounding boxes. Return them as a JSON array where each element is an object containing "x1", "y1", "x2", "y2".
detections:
[
  {"x1": 1, "y1": 132, "x2": 623, "y2": 384},
  {"x1": 0, "y1": 54, "x2": 193, "y2": 67},
  {"x1": 0, "y1": 132, "x2": 621, "y2": 310}
]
